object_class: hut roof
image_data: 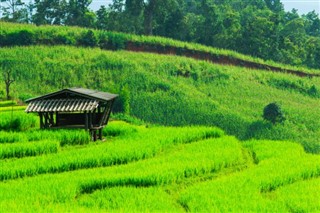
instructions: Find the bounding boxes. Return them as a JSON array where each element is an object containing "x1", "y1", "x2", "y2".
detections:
[{"x1": 25, "y1": 88, "x2": 118, "y2": 113}]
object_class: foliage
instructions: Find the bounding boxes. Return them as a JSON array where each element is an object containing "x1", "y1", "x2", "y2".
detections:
[
  {"x1": 178, "y1": 140, "x2": 320, "y2": 212},
  {"x1": 263, "y1": 102, "x2": 286, "y2": 124},
  {"x1": 0, "y1": 140, "x2": 59, "y2": 159},
  {"x1": 0, "y1": 22, "x2": 318, "y2": 74},
  {"x1": 0, "y1": 100, "x2": 17, "y2": 107},
  {"x1": 0, "y1": 111, "x2": 37, "y2": 131},
  {"x1": 0, "y1": 124, "x2": 319, "y2": 212},
  {"x1": 0, "y1": 123, "x2": 224, "y2": 181},
  {"x1": 0, "y1": 45, "x2": 320, "y2": 153},
  {"x1": 2, "y1": 0, "x2": 320, "y2": 69}
]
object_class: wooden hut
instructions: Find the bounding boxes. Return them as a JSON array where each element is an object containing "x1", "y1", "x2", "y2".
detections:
[{"x1": 25, "y1": 88, "x2": 118, "y2": 141}]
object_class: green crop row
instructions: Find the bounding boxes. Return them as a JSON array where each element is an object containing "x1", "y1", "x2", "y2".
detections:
[
  {"x1": 0, "y1": 123, "x2": 224, "y2": 181},
  {"x1": 79, "y1": 136, "x2": 246, "y2": 193},
  {"x1": 269, "y1": 177, "x2": 320, "y2": 212},
  {"x1": 0, "y1": 111, "x2": 38, "y2": 131},
  {"x1": 0, "y1": 106, "x2": 26, "y2": 112},
  {"x1": 0, "y1": 134, "x2": 318, "y2": 212},
  {"x1": 0, "y1": 140, "x2": 59, "y2": 159},
  {"x1": 0, "y1": 100, "x2": 18, "y2": 107},
  {"x1": 0, "y1": 129, "x2": 91, "y2": 146},
  {"x1": 0, "y1": 135, "x2": 245, "y2": 212},
  {"x1": 178, "y1": 140, "x2": 320, "y2": 212},
  {"x1": 77, "y1": 186, "x2": 182, "y2": 212}
]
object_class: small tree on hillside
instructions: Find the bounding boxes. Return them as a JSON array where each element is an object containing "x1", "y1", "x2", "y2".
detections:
[
  {"x1": 263, "y1": 102, "x2": 285, "y2": 124},
  {"x1": 1, "y1": 69, "x2": 15, "y2": 100}
]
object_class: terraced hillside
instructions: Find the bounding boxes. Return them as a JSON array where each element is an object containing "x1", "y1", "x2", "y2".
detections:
[
  {"x1": 0, "y1": 21, "x2": 320, "y2": 211},
  {"x1": 0, "y1": 109, "x2": 319, "y2": 211}
]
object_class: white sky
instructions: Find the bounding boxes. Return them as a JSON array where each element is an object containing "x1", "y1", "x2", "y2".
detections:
[{"x1": 282, "y1": 0, "x2": 320, "y2": 14}]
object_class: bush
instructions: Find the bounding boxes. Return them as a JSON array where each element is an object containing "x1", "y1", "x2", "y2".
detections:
[
  {"x1": 263, "y1": 102, "x2": 286, "y2": 124},
  {"x1": 77, "y1": 30, "x2": 98, "y2": 47}
]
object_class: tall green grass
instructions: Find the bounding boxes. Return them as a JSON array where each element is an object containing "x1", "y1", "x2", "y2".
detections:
[
  {"x1": 268, "y1": 178, "x2": 320, "y2": 212},
  {"x1": 79, "y1": 136, "x2": 247, "y2": 193},
  {"x1": 77, "y1": 186, "x2": 183, "y2": 212},
  {"x1": 0, "y1": 129, "x2": 90, "y2": 146},
  {"x1": 1, "y1": 46, "x2": 320, "y2": 153},
  {"x1": 1, "y1": 22, "x2": 317, "y2": 74},
  {"x1": 0, "y1": 100, "x2": 17, "y2": 107},
  {"x1": 0, "y1": 134, "x2": 318, "y2": 212},
  {"x1": 0, "y1": 134, "x2": 245, "y2": 212},
  {"x1": 0, "y1": 111, "x2": 37, "y2": 131},
  {"x1": 0, "y1": 140, "x2": 59, "y2": 159},
  {"x1": 0, "y1": 122, "x2": 224, "y2": 181},
  {"x1": 178, "y1": 140, "x2": 320, "y2": 212},
  {"x1": 0, "y1": 106, "x2": 26, "y2": 112}
]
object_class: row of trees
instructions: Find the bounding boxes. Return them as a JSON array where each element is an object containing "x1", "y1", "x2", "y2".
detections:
[{"x1": 1, "y1": 0, "x2": 320, "y2": 69}]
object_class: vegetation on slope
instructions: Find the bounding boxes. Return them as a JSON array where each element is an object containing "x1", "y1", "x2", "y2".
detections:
[
  {"x1": 0, "y1": 46, "x2": 319, "y2": 153},
  {"x1": 0, "y1": 120, "x2": 319, "y2": 212},
  {"x1": 2, "y1": 0, "x2": 320, "y2": 70},
  {"x1": 1, "y1": 22, "x2": 319, "y2": 76}
]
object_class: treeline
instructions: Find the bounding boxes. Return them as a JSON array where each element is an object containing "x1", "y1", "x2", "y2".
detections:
[{"x1": 1, "y1": 0, "x2": 320, "y2": 69}]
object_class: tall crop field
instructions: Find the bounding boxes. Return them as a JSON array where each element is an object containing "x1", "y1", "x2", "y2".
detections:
[
  {"x1": 0, "y1": 122, "x2": 319, "y2": 212},
  {"x1": 0, "y1": 46, "x2": 320, "y2": 153}
]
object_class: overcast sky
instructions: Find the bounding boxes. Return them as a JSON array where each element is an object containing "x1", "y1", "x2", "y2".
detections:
[
  {"x1": 282, "y1": 0, "x2": 320, "y2": 14},
  {"x1": 90, "y1": 0, "x2": 320, "y2": 15}
]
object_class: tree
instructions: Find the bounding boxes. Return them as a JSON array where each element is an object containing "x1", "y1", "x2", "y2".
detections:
[
  {"x1": 1, "y1": 69, "x2": 15, "y2": 100},
  {"x1": 264, "y1": 0, "x2": 283, "y2": 13},
  {"x1": 96, "y1": 5, "x2": 108, "y2": 29},
  {"x1": 33, "y1": 0, "x2": 67, "y2": 25},
  {"x1": 303, "y1": 11, "x2": 320, "y2": 37},
  {"x1": 65, "y1": 0, "x2": 94, "y2": 27},
  {"x1": 263, "y1": 102, "x2": 285, "y2": 124},
  {"x1": 124, "y1": 0, "x2": 144, "y2": 34},
  {"x1": 0, "y1": 0, "x2": 26, "y2": 22}
]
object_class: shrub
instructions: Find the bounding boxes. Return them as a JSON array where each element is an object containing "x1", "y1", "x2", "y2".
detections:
[
  {"x1": 263, "y1": 102, "x2": 286, "y2": 124},
  {"x1": 7, "y1": 30, "x2": 35, "y2": 46},
  {"x1": 77, "y1": 30, "x2": 98, "y2": 47}
]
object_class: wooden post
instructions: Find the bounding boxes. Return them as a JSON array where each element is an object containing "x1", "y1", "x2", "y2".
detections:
[
  {"x1": 89, "y1": 112, "x2": 93, "y2": 128},
  {"x1": 55, "y1": 112, "x2": 59, "y2": 126},
  {"x1": 93, "y1": 130, "x2": 97, "y2": 141},
  {"x1": 49, "y1": 112, "x2": 54, "y2": 127},
  {"x1": 39, "y1": 113, "x2": 44, "y2": 129},
  {"x1": 99, "y1": 129, "x2": 102, "y2": 140},
  {"x1": 85, "y1": 111, "x2": 88, "y2": 130}
]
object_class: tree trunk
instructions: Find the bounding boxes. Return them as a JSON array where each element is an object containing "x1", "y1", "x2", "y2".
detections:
[{"x1": 5, "y1": 82, "x2": 10, "y2": 100}]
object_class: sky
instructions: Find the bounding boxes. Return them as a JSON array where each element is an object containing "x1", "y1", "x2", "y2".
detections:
[
  {"x1": 90, "y1": 0, "x2": 320, "y2": 15},
  {"x1": 281, "y1": 0, "x2": 320, "y2": 14}
]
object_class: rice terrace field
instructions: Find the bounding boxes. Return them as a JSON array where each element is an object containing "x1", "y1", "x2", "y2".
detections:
[
  {"x1": 0, "y1": 22, "x2": 320, "y2": 212},
  {"x1": 0, "y1": 101, "x2": 319, "y2": 212}
]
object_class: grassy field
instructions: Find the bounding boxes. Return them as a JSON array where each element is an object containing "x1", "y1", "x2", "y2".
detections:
[
  {"x1": 0, "y1": 117, "x2": 319, "y2": 212},
  {"x1": 0, "y1": 46, "x2": 320, "y2": 153}
]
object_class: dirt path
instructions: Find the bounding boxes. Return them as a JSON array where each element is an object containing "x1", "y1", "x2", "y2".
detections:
[{"x1": 125, "y1": 42, "x2": 320, "y2": 78}]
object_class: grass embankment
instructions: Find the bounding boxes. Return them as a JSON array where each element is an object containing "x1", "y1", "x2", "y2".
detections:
[
  {"x1": 1, "y1": 22, "x2": 319, "y2": 76},
  {"x1": 0, "y1": 121, "x2": 319, "y2": 212},
  {"x1": 0, "y1": 46, "x2": 320, "y2": 153}
]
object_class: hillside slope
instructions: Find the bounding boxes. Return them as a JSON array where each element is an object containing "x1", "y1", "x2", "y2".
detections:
[
  {"x1": 0, "y1": 46, "x2": 320, "y2": 153},
  {"x1": 1, "y1": 22, "x2": 320, "y2": 76}
]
